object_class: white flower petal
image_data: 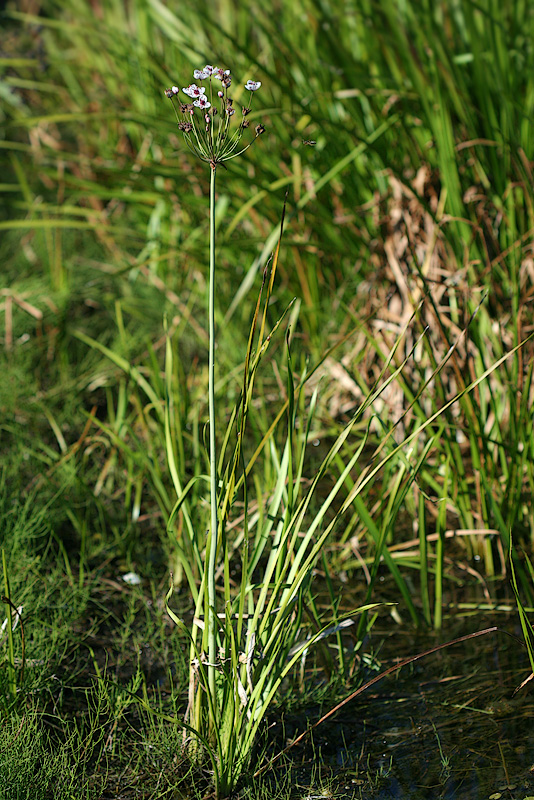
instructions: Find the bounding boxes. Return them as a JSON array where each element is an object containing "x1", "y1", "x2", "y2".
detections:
[
  {"x1": 245, "y1": 80, "x2": 261, "y2": 91},
  {"x1": 183, "y1": 83, "x2": 206, "y2": 98}
]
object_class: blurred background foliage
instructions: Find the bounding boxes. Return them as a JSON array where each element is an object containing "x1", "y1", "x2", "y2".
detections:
[{"x1": 1, "y1": 0, "x2": 534, "y2": 602}]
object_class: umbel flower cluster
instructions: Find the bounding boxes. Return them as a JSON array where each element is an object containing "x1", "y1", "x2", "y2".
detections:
[{"x1": 165, "y1": 64, "x2": 265, "y2": 170}]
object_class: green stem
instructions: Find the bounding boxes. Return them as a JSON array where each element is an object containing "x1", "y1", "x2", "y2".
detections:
[{"x1": 207, "y1": 164, "x2": 218, "y2": 706}]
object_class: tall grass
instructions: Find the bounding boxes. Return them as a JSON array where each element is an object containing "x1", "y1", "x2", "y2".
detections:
[
  {"x1": 2, "y1": 0, "x2": 532, "y2": 607},
  {"x1": 1, "y1": 0, "x2": 534, "y2": 792}
]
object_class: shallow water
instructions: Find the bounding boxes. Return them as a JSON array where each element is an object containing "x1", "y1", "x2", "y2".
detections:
[{"x1": 275, "y1": 615, "x2": 534, "y2": 799}]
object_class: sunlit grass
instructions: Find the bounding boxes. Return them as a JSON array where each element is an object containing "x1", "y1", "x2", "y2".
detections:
[{"x1": 1, "y1": 0, "x2": 534, "y2": 794}]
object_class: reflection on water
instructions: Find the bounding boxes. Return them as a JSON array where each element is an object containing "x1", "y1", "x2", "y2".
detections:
[{"x1": 276, "y1": 616, "x2": 534, "y2": 799}]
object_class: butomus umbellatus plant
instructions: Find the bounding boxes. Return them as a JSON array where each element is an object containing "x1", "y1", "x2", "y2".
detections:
[{"x1": 163, "y1": 64, "x2": 384, "y2": 795}]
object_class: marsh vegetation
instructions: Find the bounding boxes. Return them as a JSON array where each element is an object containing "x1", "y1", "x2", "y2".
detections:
[{"x1": 1, "y1": 0, "x2": 534, "y2": 797}]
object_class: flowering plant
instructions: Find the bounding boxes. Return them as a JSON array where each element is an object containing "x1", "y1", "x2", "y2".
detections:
[
  {"x1": 162, "y1": 63, "x2": 398, "y2": 799},
  {"x1": 163, "y1": 63, "x2": 385, "y2": 800},
  {"x1": 165, "y1": 65, "x2": 264, "y2": 170},
  {"x1": 164, "y1": 64, "x2": 271, "y2": 792}
]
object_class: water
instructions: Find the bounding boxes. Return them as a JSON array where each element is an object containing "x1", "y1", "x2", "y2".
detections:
[{"x1": 269, "y1": 614, "x2": 534, "y2": 799}]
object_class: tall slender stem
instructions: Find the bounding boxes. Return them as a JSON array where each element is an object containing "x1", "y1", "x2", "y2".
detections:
[{"x1": 207, "y1": 164, "x2": 218, "y2": 704}]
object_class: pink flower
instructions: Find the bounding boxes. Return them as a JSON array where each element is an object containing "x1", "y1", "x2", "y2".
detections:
[
  {"x1": 183, "y1": 83, "x2": 206, "y2": 98},
  {"x1": 245, "y1": 80, "x2": 261, "y2": 91},
  {"x1": 194, "y1": 96, "x2": 211, "y2": 109},
  {"x1": 194, "y1": 68, "x2": 209, "y2": 80}
]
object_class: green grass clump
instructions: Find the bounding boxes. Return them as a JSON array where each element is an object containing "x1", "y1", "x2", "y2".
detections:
[{"x1": 0, "y1": 711, "x2": 77, "y2": 800}]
